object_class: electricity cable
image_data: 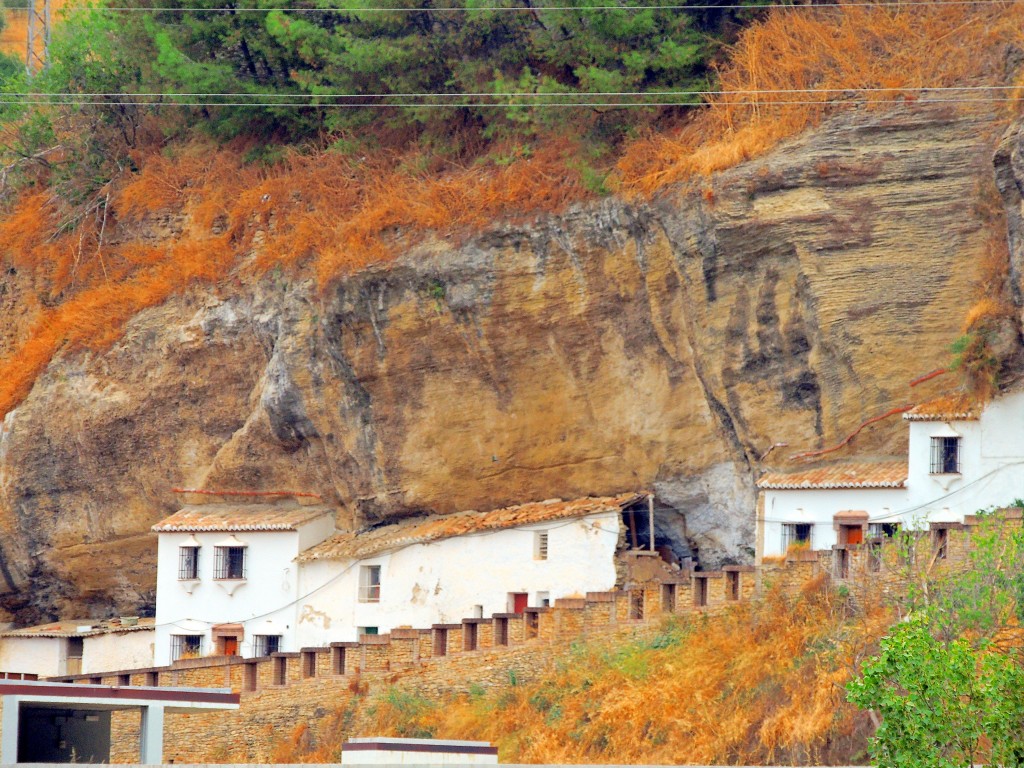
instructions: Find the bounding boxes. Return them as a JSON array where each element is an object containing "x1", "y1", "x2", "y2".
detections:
[
  {"x1": 4, "y1": 84, "x2": 1024, "y2": 98},
  {"x1": 12, "y1": 0, "x2": 1024, "y2": 12},
  {"x1": 759, "y1": 459, "x2": 1024, "y2": 525},
  {"x1": 1, "y1": 96, "x2": 1021, "y2": 107}
]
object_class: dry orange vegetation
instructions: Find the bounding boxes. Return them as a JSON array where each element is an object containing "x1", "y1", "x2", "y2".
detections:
[
  {"x1": 0, "y1": 10, "x2": 27, "y2": 59},
  {"x1": 616, "y1": 1, "x2": 1024, "y2": 194},
  {"x1": 353, "y1": 583, "x2": 890, "y2": 764},
  {"x1": 2, "y1": 0, "x2": 1023, "y2": 418}
]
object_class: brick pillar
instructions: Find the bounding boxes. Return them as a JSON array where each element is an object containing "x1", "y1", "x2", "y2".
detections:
[
  {"x1": 360, "y1": 634, "x2": 391, "y2": 672},
  {"x1": 389, "y1": 629, "x2": 420, "y2": 669},
  {"x1": 553, "y1": 598, "x2": 586, "y2": 641},
  {"x1": 583, "y1": 592, "x2": 616, "y2": 630},
  {"x1": 330, "y1": 642, "x2": 357, "y2": 675}
]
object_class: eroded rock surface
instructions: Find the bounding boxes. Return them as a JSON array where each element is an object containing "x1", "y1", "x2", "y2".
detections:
[{"x1": 0, "y1": 105, "x2": 1012, "y2": 621}]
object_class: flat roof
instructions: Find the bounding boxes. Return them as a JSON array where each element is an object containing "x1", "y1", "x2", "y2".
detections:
[
  {"x1": 0, "y1": 679, "x2": 238, "y2": 711},
  {"x1": 0, "y1": 617, "x2": 154, "y2": 639}
]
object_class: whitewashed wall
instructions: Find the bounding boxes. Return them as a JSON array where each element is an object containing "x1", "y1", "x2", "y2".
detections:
[
  {"x1": 295, "y1": 512, "x2": 621, "y2": 646},
  {"x1": 760, "y1": 487, "x2": 908, "y2": 559},
  {"x1": 83, "y1": 631, "x2": 155, "y2": 674},
  {"x1": 906, "y1": 390, "x2": 1024, "y2": 519},
  {"x1": 0, "y1": 636, "x2": 64, "y2": 677},
  {"x1": 153, "y1": 515, "x2": 334, "y2": 665},
  {"x1": 758, "y1": 390, "x2": 1024, "y2": 560}
]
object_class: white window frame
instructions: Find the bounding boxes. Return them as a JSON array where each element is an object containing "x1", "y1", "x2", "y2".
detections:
[
  {"x1": 534, "y1": 531, "x2": 549, "y2": 560},
  {"x1": 178, "y1": 545, "x2": 199, "y2": 580},
  {"x1": 930, "y1": 436, "x2": 961, "y2": 474},
  {"x1": 358, "y1": 564, "x2": 381, "y2": 603},
  {"x1": 171, "y1": 634, "x2": 204, "y2": 661},
  {"x1": 252, "y1": 634, "x2": 281, "y2": 657},
  {"x1": 781, "y1": 523, "x2": 812, "y2": 552},
  {"x1": 214, "y1": 545, "x2": 246, "y2": 580}
]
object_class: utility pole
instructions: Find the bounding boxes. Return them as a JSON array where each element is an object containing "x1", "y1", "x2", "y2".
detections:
[{"x1": 25, "y1": 0, "x2": 51, "y2": 77}]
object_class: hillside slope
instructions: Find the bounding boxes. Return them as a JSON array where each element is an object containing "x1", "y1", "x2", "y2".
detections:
[{"x1": 0, "y1": 101, "x2": 1013, "y2": 621}]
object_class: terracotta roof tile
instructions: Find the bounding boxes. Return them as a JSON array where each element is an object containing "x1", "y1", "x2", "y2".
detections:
[
  {"x1": 757, "y1": 460, "x2": 907, "y2": 490},
  {"x1": 298, "y1": 493, "x2": 643, "y2": 563},
  {"x1": 152, "y1": 503, "x2": 334, "y2": 532},
  {"x1": 0, "y1": 618, "x2": 155, "y2": 638},
  {"x1": 904, "y1": 393, "x2": 979, "y2": 421}
]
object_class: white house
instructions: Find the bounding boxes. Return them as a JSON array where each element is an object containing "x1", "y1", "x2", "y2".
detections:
[
  {"x1": 756, "y1": 389, "x2": 1024, "y2": 559},
  {"x1": 0, "y1": 618, "x2": 155, "y2": 679},
  {"x1": 150, "y1": 492, "x2": 644, "y2": 663},
  {"x1": 293, "y1": 494, "x2": 638, "y2": 646},
  {"x1": 151, "y1": 498, "x2": 335, "y2": 666}
]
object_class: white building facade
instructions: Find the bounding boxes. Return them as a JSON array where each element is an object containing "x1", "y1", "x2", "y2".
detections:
[
  {"x1": 151, "y1": 500, "x2": 335, "y2": 666},
  {"x1": 757, "y1": 390, "x2": 1024, "y2": 560},
  {"x1": 151, "y1": 493, "x2": 638, "y2": 662},
  {"x1": 0, "y1": 619, "x2": 155, "y2": 678},
  {"x1": 294, "y1": 495, "x2": 633, "y2": 646}
]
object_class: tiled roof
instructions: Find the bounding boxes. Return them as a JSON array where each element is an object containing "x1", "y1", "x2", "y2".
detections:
[
  {"x1": 757, "y1": 460, "x2": 907, "y2": 490},
  {"x1": 903, "y1": 393, "x2": 978, "y2": 421},
  {"x1": 0, "y1": 618, "x2": 155, "y2": 639},
  {"x1": 298, "y1": 493, "x2": 643, "y2": 563},
  {"x1": 152, "y1": 503, "x2": 334, "y2": 532}
]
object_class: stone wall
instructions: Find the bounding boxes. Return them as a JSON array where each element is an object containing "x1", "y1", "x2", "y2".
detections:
[{"x1": 43, "y1": 511, "x2": 1024, "y2": 763}]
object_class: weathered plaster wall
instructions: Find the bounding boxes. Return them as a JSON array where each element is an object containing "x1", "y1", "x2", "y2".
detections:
[
  {"x1": 296, "y1": 511, "x2": 621, "y2": 645},
  {"x1": 83, "y1": 631, "x2": 154, "y2": 675}
]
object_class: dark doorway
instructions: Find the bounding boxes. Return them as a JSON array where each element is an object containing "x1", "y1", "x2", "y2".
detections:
[{"x1": 18, "y1": 706, "x2": 112, "y2": 763}]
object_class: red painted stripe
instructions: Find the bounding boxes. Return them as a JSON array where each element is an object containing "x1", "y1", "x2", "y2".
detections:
[
  {"x1": 0, "y1": 683, "x2": 238, "y2": 705},
  {"x1": 171, "y1": 488, "x2": 322, "y2": 499},
  {"x1": 909, "y1": 368, "x2": 948, "y2": 387},
  {"x1": 343, "y1": 742, "x2": 498, "y2": 755},
  {"x1": 789, "y1": 405, "x2": 914, "y2": 461}
]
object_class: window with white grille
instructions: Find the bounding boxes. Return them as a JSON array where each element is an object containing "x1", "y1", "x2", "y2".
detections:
[
  {"x1": 178, "y1": 546, "x2": 199, "y2": 580},
  {"x1": 253, "y1": 634, "x2": 281, "y2": 657},
  {"x1": 214, "y1": 546, "x2": 246, "y2": 580},
  {"x1": 868, "y1": 523, "x2": 901, "y2": 539},
  {"x1": 171, "y1": 634, "x2": 203, "y2": 661},
  {"x1": 781, "y1": 523, "x2": 812, "y2": 552},
  {"x1": 358, "y1": 565, "x2": 381, "y2": 603},
  {"x1": 534, "y1": 531, "x2": 549, "y2": 560},
  {"x1": 930, "y1": 436, "x2": 961, "y2": 474}
]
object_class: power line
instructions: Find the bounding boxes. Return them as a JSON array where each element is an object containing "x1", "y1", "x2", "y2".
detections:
[
  {"x1": 8, "y1": 0, "x2": 1021, "y2": 11},
  {"x1": 3, "y1": 84, "x2": 1022, "y2": 98},
  {"x1": 0, "y1": 96, "x2": 1018, "y2": 106}
]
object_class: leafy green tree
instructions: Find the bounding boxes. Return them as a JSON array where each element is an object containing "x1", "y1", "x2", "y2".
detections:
[
  {"x1": 848, "y1": 616, "x2": 988, "y2": 768},
  {"x1": 15, "y1": 0, "x2": 779, "y2": 143},
  {"x1": 848, "y1": 514, "x2": 1024, "y2": 768}
]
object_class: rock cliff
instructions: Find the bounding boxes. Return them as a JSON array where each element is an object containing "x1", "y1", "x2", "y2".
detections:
[{"x1": 0, "y1": 104, "x2": 1014, "y2": 622}]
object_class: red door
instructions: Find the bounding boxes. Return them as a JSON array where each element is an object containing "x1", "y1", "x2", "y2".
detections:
[
  {"x1": 221, "y1": 637, "x2": 239, "y2": 656},
  {"x1": 512, "y1": 593, "x2": 528, "y2": 613}
]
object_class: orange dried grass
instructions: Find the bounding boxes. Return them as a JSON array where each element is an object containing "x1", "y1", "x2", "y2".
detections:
[
  {"x1": 365, "y1": 587, "x2": 891, "y2": 765},
  {"x1": 616, "y1": 1, "x2": 1024, "y2": 195},
  {"x1": 2, "y1": 0, "x2": 1022, "y2": 418},
  {"x1": 0, "y1": 136, "x2": 594, "y2": 418}
]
